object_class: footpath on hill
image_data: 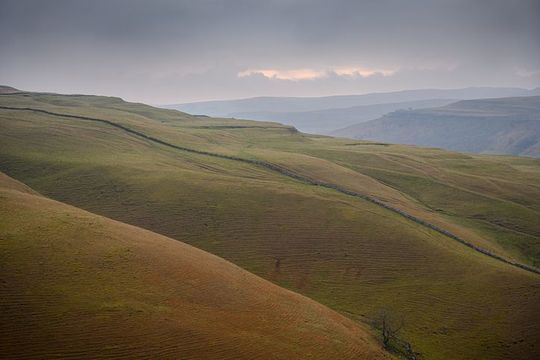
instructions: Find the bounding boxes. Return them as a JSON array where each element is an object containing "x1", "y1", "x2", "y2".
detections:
[{"x1": 1, "y1": 105, "x2": 538, "y2": 275}]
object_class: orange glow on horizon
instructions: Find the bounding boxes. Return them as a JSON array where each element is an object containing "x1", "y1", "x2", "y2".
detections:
[{"x1": 238, "y1": 66, "x2": 396, "y2": 80}]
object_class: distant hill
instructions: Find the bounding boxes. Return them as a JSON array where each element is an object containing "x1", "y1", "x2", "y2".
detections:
[
  {"x1": 230, "y1": 99, "x2": 455, "y2": 134},
  {"x1": 164, "y1": 87, "x2": 540, "y2": 134},
  {"x1": 332, "y1": 96, "x2": 540, "y2": 157},
  {"x1": 0, "y1": 85, "x2": 20, "y2": 94}
]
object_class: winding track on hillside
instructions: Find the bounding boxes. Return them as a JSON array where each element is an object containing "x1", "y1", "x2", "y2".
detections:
[{"x1": 1, "y1": 105, "x2": 539, "y2": 275}]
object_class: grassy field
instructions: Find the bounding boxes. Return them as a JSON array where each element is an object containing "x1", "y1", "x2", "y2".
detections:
[
  {"x1": 0, "y1": 171, "x2": 391, "y2": 359},
  {"x1": 1, "y1": 92, "x2": 539, "y2": 359}
]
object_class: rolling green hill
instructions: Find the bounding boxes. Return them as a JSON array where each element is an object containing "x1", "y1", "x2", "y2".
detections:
[
  {"x1": 0, "y1": 172, "x2": 391, "y2": 359},
  {"x1": 333, "y1": 96, "x2": 540, "y2": 157},
  {"x1": 1, "y1": 91, "x2": 540, "y2": 359}
]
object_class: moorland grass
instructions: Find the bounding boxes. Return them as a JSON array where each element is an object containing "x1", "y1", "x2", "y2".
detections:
[
  {"x1": 1, "y1": 93, "x2": 539, "y2": 359},
  {"x1": 0, "y1": 172, "x2": 391, "y2": 359}
]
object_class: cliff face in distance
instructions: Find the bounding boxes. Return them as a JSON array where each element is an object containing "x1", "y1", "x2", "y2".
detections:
[{"x1": 333, "y1": 96, "x2": 540, "y2": 157}]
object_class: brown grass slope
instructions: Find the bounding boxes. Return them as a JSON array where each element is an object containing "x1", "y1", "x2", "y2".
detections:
[
  {"x1": 1, "y1": 93, "x2": 540, "y2": 359},
  {"x1": 0, "y1": 172, "x2": 391, "y2": 359}
]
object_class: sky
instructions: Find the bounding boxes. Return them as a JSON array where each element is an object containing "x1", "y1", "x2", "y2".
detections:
[{"x1": 1, "y1": 0, "x2": 539, "y2": 104}]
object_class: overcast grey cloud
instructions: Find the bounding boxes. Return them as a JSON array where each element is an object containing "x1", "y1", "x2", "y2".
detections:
[{"x1": 1, "y1": 0, "x2": 539, "y2": 103}]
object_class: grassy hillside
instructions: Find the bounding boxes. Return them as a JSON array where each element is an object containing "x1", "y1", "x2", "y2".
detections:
[
  {"x1": 333, "y1": 96, "x2": 540, "y2": 157},
  {"x1": 1, "y1": 92, "x2": 540, "y2": 359},
  {"x1": 0, "y1": 171, "x2": 391, "y2": 359}
]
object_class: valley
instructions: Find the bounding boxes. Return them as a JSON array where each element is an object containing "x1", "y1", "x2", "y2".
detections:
[{"x1": 1, "y1": 91, "x2": 539, "y2": 359}]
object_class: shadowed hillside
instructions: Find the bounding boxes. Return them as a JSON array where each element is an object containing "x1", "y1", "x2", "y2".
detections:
[
  {"x1": 1, "y1": 91, "x2": 540, "y2": 360},
  {"x1": 333, "y1": 96, "x2": 540, "y2": 157},
  {"x1": 0, "y1": 172, "x2": 391, "y2": 359}
]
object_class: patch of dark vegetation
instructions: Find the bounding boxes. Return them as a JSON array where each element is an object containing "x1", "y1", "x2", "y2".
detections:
[
  {"x1": 0, "y1": 154, "x2": 70, "y2": 185},
  {"x1": 344, "y1": 142, "x2": 390, "y2": 146},
  {"x1": 273, "y1": 256, "x2": 282, "y2": 272},
  {"x1": 190, "y1": 125, "x2": 280, "y2": 129}
]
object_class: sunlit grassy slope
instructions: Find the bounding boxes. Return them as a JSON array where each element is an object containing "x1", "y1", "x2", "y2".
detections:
[
  {"x1": 0, "y1": 172, "x2": 391, "y2": 359},
  {"x1": 1, "y1": 92, "x2": 539, "y2": 360}
]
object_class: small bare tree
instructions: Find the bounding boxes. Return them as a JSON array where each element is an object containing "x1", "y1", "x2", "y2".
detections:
[
  {"x1": 374, "y1": 310, "x2": 403, "y2": 349},
  {"x1": 272, "y1": 256, "x2": 282, "y2": 272},
  {"x1": 404, "y1": 342, "x2": 419, "y2": 360},
  {"x1": 371, "y1": 310, "x2": 420, "y2": 359}
]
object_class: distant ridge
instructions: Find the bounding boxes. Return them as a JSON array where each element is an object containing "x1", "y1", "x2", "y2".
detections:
[
  {"x1": 165, "y1": 87, "x2": 540, "y2": 114},
  {"x1": 333, "y1": 96, "x2": 540, "y2": 157},
  {"x1": 164, "y1": 87, "x2": 540, "y2": 134},
  {"x1": 0, "y1": 85, "x2": 20, "y2": 94},
  {"x1": 229, "y1": 99, "x2": 456, "y2": 133}
]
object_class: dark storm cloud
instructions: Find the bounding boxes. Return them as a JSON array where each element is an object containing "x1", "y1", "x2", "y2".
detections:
[{"x1": 1, "y1": 0, "x2": 539, "y2": 103}]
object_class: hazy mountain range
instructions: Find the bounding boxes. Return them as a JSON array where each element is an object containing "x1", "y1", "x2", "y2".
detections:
[
  {"x1": 222, "y1": 99, "x2": 456, "y2": 134},
  {"x1": 333, "y1": 96, "x2": 540, "y2": 157},
  {"x1": 165, "y1": 87, "x2": 540, "y2": 134}
]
